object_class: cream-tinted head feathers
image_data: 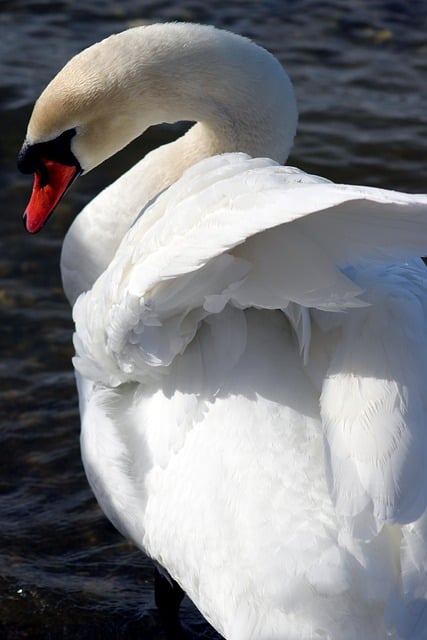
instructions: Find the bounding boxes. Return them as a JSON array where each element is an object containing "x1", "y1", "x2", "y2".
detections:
[{"x1": 25, "y1": 23, "x2": 298, "y2": 173}]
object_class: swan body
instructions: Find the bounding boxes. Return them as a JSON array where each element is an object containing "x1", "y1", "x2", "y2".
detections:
[{"x1": 18, "y1": 23, "x2": 427, "y2": 640}]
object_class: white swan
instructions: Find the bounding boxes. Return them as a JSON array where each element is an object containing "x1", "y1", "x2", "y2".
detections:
[{"x1": 18, "y1": 22, "x2": 427, "y2": 640}]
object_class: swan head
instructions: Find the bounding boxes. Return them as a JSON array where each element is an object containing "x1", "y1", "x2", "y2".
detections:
[
  {"x1": 18, "y1": 23, "x2": 298, "y2": 233},
  {"x1": 17, "y1": 28, "x2": 157, "y2": 233}
]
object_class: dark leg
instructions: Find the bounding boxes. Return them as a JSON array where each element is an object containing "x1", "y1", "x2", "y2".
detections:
[{"x1": 154, "y1": 565, "x2": 186, "y2": 638}]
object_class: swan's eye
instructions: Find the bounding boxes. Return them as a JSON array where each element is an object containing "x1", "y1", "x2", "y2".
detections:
[{"x1": 36, "y1": 159, "x2": 49, "y2": 188}]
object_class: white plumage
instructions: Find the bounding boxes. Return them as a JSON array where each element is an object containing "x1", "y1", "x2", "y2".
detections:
[{"x1": 20, "y1": 22, "x2": 427, "y2": 640}]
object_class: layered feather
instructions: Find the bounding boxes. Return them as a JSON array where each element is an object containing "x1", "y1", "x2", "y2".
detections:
[{"x1": 73, "y1": 153, "x2": 427, "y2": 387}]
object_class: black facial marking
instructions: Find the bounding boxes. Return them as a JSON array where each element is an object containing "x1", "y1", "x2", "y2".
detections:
[{"x1": 17, "y1": 128, "x2": 81, "y2": 174}]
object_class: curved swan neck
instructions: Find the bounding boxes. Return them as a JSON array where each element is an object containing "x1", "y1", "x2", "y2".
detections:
[
  {"x1": 110, "y1": 23, "x2": 298, "y2": 165},
  {"x1": 30, "y1": 23, "x2": 297, "y2": 172},
  {"x1": 56, "y1": 23, "x2": 298, "y2": 303}
]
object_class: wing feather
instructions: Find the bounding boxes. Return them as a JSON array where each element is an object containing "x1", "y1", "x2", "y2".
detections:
[
  {"x1": 319, "y1": 262, "x2": 427, "y2": 532},
  {"x1": 72, "y1": 153, "x2": 427, "y2": 389}
]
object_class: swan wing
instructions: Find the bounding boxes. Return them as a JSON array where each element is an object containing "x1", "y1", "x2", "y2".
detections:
[
  {"x1": 73, "y1": 152, "x2": 427, "y2": 388},
  {"x1": 318, "y1": 261, "x2": 427, "y2": 534}
]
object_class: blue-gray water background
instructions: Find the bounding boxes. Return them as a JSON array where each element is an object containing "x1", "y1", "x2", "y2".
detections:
[{"x1": 1, "y1": 1, "x2": 426, "y2": 638}]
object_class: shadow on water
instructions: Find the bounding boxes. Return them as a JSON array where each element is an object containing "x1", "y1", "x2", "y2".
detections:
[{"x1": 0, "y1": 1, "x2": 426, "y2": 638}]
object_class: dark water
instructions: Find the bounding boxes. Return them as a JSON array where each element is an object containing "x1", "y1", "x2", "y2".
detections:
[{"x1": 1, "y1": 1, "x2": 426, "y2": 638}]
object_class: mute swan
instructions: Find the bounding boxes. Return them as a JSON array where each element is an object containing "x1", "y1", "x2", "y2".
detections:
[{"x1": 18, "y1": 22, "x2": 427, "y2": 640}]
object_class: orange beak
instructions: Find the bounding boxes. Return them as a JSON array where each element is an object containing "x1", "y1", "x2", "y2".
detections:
[{"x1": 23, "y1": 158, "x2": 81, "y2": 233}]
